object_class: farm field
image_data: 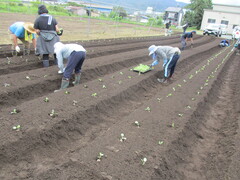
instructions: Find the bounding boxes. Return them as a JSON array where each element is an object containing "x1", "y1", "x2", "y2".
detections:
[{"x1": 0, "y1": 13, "x2": 240, "y2": 180}]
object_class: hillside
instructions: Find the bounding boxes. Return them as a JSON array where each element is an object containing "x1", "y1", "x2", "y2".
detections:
[{"x1": 82, "y1": 0, "x2": 187, "y2": 12}]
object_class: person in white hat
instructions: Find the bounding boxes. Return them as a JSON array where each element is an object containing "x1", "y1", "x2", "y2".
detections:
[
  {"x1": 148, "y1": 45, "x2": 181, "y2": 83},
  {"x1": 9, "y1": 22, "x2": 37, "y2": 55},
  {"x1": 54, "y1": 42, "x2": 86, "y2": 91}
]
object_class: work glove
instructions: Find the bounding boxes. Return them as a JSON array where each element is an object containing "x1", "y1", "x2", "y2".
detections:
[
  {"x1": 151, "y1": 60, "x2": 159, "y2": 66},
  {"x1": 15, "y1": 46, "x2": 20, "y2": 53},
  {"x1": 57, "y1": 28, "x2": 63, "y2": 36}
]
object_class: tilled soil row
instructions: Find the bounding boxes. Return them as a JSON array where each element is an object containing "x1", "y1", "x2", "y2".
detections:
[
  {"x1": 0, "y1": 42, "x2": 230, "y2": 179},
  {"x1": 0, "y1": 37, "x2": 219, "y2": 109},
  {"x1": 0, "y1": 33, "x2": 189, "y2": 58},
  {"x1": 30, "y1": 45, "x2": 234, "y2": 179},
  {"x1": 0, "y1": 35, "x2": 206, "y2": 75},
  {"x1": 151, "y1": 50, "x2": 238, "y2": 180}
]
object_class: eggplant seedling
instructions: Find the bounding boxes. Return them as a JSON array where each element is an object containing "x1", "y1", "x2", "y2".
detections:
[
  {"x1": 134, "y1": 121, "x2": 140, "y2": 127},
  {"x1": 166, "y1": 93, "x2": 172, "y2": 97},
  {"x1": 119, "y1": 72, "x2": 123, "y2": 75},
  {"x1": 183, "y1": 79, "x2": 186, "y2": 83},
  {"x1": 157, "y1": 98, "x2": 162, "y2": 102},
  {"x1": 49, "y1": 109, "x2": 58, "y2": 118},
  {"x1": 177, "y1": 84, "x2": 182, "y2": 87},
  {"x1": 91, "y1": 93, "x2": 97, "y2": 97},
  {"x1": 141, "y1": 158, "x2": 147, "y2": 165},
  {"x1": 65, "y1": 91, "x2": 70, "y2": 94},
  {"x1": 128, "y1": 76, "x2": 132, "y2": 79},
  {"x1": 98, "y1": 78, "x2": 103, "y2": 82},
  {"x1": 158, "y1": 141, "x2": 164, "y2": 145},
  {"x1": 186, "y1": 105, "x2": 191, "y2": 109},
  {"x1": 10, "y1": 108, "x2": 19, "y2": 114},
  {"x1": 83, "y1": 84, "x2": 88, "y2": 88},
  {"x1": 197, "y1": 91, "x2": 200, "y2": 95},
  {"x1": 43, "y1": 75, "x2": 48, "y2": 78},
  {"x1": 96, "y1": 152, "x2": 104, "y2": 162},
  {"x1": 192, "y1": 98, "x2": 196, "y2": 101},
  {"x1": 4, "y1": 83, "x2": 10, "y2": 87},
  {"x1": 12, "y1": 125, "x2": 21, "y2": 131},
  {"x1": 25, "y1": 76, "x2": 31, "y2": 80},
  {"x1": 172, "y1": 122, "x2": 175, "y2": 128},
  {"x1": 145, "y1": 107, "x2": 151, "y2": 112},
  {"x1": 118, "y1": 81, "x2": 122, "y2": 85},
  {"x1": 73, "y1": 100, "x2": 78, "y2": 106},
  {"x1": 119, "y1": 133, "x2": 127, "y2": 142},
  {"x1": 102, "y1": 85, "x2": 106, "y2": 89},
  {"x1": 178, "y1": 113, "x2": 183, "y2": 117},
  {"x1": 44, "y1": 97, "x2": 49, "y2": 102},
  {"x1": 172, "y1": 87, "x2": 176, "y2": 91}
]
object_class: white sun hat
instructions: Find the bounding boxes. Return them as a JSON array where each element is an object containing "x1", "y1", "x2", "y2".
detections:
[{"x1": 148, "y1": 45, "x2": 158, "y2": 56}]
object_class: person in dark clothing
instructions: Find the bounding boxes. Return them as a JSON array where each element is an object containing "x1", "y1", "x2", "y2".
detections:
[
  {"x1": 181, "y1": 31, "x2": 196, "y2": 50},
  {"x1": 165, "y1": 21, "x2": 171, "y2": 36},
  {"x1": 182, "y1": 22, "x2": 189, "y2": 33},
  {"x1": 34, "y1": 4, "x2": 60, "y2": 67}
]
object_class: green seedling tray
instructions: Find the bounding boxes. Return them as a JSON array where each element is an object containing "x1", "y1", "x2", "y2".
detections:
[{"x1": 133, "y1": 64, "x2": 152, "y2": 74}]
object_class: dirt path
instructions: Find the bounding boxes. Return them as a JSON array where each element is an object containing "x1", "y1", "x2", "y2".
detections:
[{"x1": 0, "y1": 33, "x2": 239, "y2": 180}]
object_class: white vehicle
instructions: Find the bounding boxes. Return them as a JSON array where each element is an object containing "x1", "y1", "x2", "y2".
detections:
[
  {"x1": 232, "y1": 26, "x2": 240, "y2": 39},
  {"x1": 203, "y1": 24, "x2": 227, "y2": 37}
]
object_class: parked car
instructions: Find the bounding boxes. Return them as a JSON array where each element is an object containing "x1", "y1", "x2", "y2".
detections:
[
  {"x1": 203, "y1": 24, "x2": 227, "y2": 37},
  {"x1": 232, "y1": 26, "x2": 240, "y2": 39}
]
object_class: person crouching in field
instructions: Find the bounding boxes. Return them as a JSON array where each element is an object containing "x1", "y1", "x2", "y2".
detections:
[
  {"x1": 181, "y1": 31, "x2": 196, "y2": 50},
  {"x1": 148, "y1": 45, "x2": 181, "y2": 83},
  {"x1": 9, "y1": 22, "x2": 37, "y2": 56},
  {"x1": 54, "y1": 42, "x2": 86, "y2": 92},
  {"x1": 219, "y1": 39, "x2": 230, "y2": 47}
]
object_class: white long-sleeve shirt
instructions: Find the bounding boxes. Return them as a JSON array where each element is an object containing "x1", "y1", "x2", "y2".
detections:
[{"x1": 55, "y1": 43, "x2": 86, "y2": 72}]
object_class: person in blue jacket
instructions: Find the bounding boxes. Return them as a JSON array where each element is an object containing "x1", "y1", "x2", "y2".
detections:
[
  {"x1": 219, "y1": 39, "x2": 230, "y2": 47},
  {"x1": 181, "y1": 31, "x2": 196, "y2": 50},
  {"x1": 148, "y1": 45, "x2": 181, "y2": 83},
  {"x1": 9, "y1": 22, "x2": 36, "y2": 55}
]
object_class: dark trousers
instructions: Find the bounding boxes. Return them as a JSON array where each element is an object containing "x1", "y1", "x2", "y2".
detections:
[
  {"x1": 63, "y1": 51, "x2": 86, "y2": 79},
  {"x1": 164, "y1": 54, "x2": 180, "y2": 78}
]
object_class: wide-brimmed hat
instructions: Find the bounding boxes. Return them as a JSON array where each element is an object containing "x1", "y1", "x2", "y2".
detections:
[
  {"x1": 23, "y1": 22, "x2": 36, "y2": 34},
  {"x1": 148, "y1": 45, "x2": 158, "y2": 56}
]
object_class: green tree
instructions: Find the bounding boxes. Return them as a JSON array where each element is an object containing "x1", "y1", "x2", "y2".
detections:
[
  {"x1": 185, "y1": 0, "x2": 212, "y2": 29},
  {"x1": 109, "y1": 6, "x2": 127, "y2": 19}
]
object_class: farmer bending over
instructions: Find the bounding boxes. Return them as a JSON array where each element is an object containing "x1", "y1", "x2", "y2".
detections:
[
  {"x1": 181, "y1": 31, "x2": 196, "y2": 50},
  {"x1": 54, "y1": 42, "x2": 86, "y2": 92},
  {"x1": 148, "y1": 45, "x2": 181, "y2": 83},
  {"x1": 9, "y1": 22, "x2": 36, "y2": 55}
]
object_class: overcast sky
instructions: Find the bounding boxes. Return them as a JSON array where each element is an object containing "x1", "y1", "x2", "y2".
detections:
[{"x1": 176, "y1": 0, "x2": 240, "y2": 6}]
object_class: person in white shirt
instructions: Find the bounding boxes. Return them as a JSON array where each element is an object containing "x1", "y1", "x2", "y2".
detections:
[{"x1": 54, "y1": 42, "x2": 86, "y2": 91}]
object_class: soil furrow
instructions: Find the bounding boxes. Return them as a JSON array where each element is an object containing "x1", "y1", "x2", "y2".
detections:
[
  {"x1": 0, "y1": 38, "x2": 218, "y2": 108},
  {"x1": 0, "y1": 43, "x2": 231, "y2": 179},
  {"x1": 151, "y1": 51, "x2": 237, "y2": 180}
]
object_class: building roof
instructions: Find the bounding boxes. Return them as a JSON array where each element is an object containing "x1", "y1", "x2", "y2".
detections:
[
  {"x1": 165, "y1": 7, "x2": 182, "y2": 12},
  {"x1": 213, "y1": 3, "x2": 240, "y2": 8}
]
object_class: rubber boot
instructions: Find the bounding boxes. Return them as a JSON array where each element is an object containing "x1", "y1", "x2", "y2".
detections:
[
  {"x1": 157, "y1": 77, "x2": 168, "y2": 83},
  {"x1": 54, "y1": 79, "x2": 69, "y2": 93},
  {"x1": 72, "y1": 73, "x2": 81, "y2": 85},
  {"x1": 60, "y1": 79, "x2": 69, "y2": 89}
]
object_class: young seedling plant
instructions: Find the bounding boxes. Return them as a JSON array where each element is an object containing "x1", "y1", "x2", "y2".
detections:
[
  {"x1": 26, "y1": 76, "x2": 31, "y2": 80},
  {"x1": 4, "y1": 83, "x2": 10, "y2": 87},
  {"x1": 10, "y1": 108, "x2": 19, "y2": 114},
  {"x1": 96, "y1": 152, "x2": 104, "y2": 162},
  {"x1": 119, "y1": 133, "x2": 127, "y2": 142},
  {"x1": 65, "y1": 91, "x2": 70, "y2": 94},
  {"x1": 91, "y1": 93, "x2": 97, "y2": 97},
  {"x1": 44, "y1": 97, "x2": 49, "y2": 102},
  {"x1": 102, "y1": 85, "x2": 106, "y2": 89},
  {"x1": 73, "y1": 100, "x2": 78, "y2": 106},
  {"x1": 134, "y1": 121, "x2": 140, "y2": 127},
  {"x1": 158, "y1": 141, "x2": 164, "y2": 145},
  {"x1": 49, "y1": 109, "x2": 58, "y2": 118},
  {"x1": 145, "y1": 107, "x2": 151, "y2": 112},
  {"x1": 141, "y1": 157, "x2": 147, "y2": 165},
  {"x1": 12, "y1": 125, "x2": 21, "y2": 131}
]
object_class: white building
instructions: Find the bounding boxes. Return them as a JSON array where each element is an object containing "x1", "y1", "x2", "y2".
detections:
[{"x1": 201, "y1": 4, "x2": 240, "y2": 34}]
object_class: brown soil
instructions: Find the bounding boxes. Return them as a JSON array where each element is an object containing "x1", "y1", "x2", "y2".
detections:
[{"x1": 0, "y1": 19, "x2": 240, "y2": 180}]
